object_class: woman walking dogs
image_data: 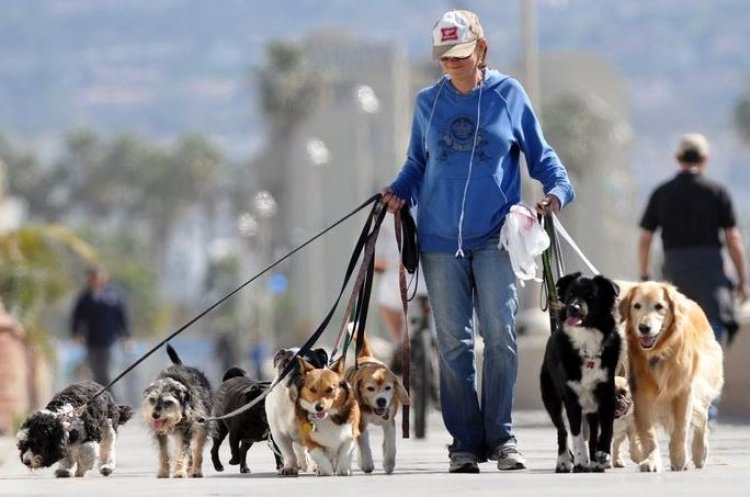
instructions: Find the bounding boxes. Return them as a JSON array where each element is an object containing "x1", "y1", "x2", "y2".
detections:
[{"x1": 381, "y1": 10, "x2": 574, "y2": 473}]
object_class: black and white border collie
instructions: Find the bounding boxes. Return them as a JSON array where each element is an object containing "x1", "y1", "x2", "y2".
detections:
[
  {"x1": 540, "y1": 272, "x2": 621, "y2": 472},
  {"x1": 16, "y1": 381, "x2": 133, "y2": 477}
]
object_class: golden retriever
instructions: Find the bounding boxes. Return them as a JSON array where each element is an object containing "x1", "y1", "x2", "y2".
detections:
[{"x1": 618, "y1": 282, "x2": 723, "y2": 472}]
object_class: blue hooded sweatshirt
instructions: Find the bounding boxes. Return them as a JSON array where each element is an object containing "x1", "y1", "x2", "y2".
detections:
[{"x1": 389, "y1": 69, "x2": 574, "y2": 255}]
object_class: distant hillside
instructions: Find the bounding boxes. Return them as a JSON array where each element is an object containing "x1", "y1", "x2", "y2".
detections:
[{"x1": 1, "y1": 0, "x2": 749, "y2": 206}]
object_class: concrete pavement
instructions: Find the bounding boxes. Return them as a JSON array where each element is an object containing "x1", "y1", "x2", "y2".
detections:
[{"x1": 2, "y1": 409, "x2": 750, "y2": 496}]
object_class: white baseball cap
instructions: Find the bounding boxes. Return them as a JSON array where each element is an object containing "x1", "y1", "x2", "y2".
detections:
[
  {"x1": 432, "y1": 10, "x2": 484, "y2": 61},
  {"x1": 676, "y1": 133, "x2": 710, "y2": 162}
]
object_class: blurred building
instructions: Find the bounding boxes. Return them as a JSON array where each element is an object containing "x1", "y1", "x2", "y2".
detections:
[
  {"x1": 538, "y1": 52, "x2": 638, "y2": 280},
  {"x1": 260, "y1": 32, "x2": 438, "y2": 340}
]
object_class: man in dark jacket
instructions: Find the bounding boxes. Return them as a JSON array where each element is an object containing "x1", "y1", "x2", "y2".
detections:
[
  {"x1": 71, "y1": 266, "x2": 132, "y2": 386},
  {"x1": 638, "y1": 133, "x2": 748, "y2": 345}
]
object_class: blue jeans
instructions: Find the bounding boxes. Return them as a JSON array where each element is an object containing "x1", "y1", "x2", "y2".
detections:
[{"x1": 421, "y1": 236, "x2": 518, "y2": 456}]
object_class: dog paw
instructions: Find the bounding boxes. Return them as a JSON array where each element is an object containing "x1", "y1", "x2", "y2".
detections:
[
  {"x1": 55, "y1": 469, "x2": 73, "y2": 478},
  {"x1": 278, "y1": 467, "x2": 299, "y2": 477},
  {"x1": 240, "y1": 464, "x2": 250, "y2": 474},
  {"x1": 670, "y1": 463, "x2": 688, "y2": 472},
  {"x1": 100, "y1": 464, "x2": 114, "y2": 476},
  {"x1": 591, "y1": 451, "x2": 611, "y2": 472},
  {"x1": 361, "y1": 462, "x2": 375, "y2": 474},
  {"x1": 190, "y1": 471, "x2": 203, "y2": 478},
  {"x1": 228, "y1": 456, "x2": 240, "y2": 465},
  {"x1": 613, "y1": 457, "x2": 625, "y2": 468},
  {"x1": 572, "y1": 464, "x2": 591, "y2": 473},
  {"x1": 555, "y1": 452, "x2": 573, "y2": 473},
  {"x1": 315, "y1": 467, "x2": 334, "y2": 477},
  {"x1": 337, "y1": 467, "x2": 352, "y2": 476},
  {"x1": 157, "y1": 470, "x2": 170, "y2": 478},
  {"x1": 383, "y1": 462, "x2": 395, "y2": 475},
  {"x1": 638, "y1": 461, "x2": 661, "y2": 473},
  {"x1": 213, "y1": 463, "x2": 224, "y2": 472},
  {"x1": 173, "y1": 471, "x2": 188, "y2": 478}
]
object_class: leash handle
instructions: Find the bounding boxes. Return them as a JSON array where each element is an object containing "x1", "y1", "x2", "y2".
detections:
[{"x1": 541, "y1": 211, "x2": 562, "y2": 334}]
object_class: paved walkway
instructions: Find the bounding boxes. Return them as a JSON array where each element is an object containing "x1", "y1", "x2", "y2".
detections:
[{"x1": 3, "y1": 409, "x2": 750, "y2": 496}]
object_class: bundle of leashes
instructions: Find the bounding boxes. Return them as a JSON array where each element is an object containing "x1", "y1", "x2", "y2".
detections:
[
  {"x1": 78, "y1": 192, "x2": 419, "y2": 438},
  {"x1": 540, "y1": 210, "x2": 601, "y2": 334}
]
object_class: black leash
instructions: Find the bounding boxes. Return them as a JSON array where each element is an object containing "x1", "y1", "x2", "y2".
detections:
[
  {"x1": 200, "y1": 197, "x2": 388, "y2": 423},
  {"x1": 81, "y1": 193, "x2": 383, "y2": 410},
  {"x1": 541, "y1": 210, "x2": 564, "y2": 334}
]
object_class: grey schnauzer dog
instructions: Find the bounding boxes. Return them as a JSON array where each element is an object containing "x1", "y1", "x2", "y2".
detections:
[
  {"x1": 16, "y1": 381, "x2": 133, "y2": 477},
  {"x1": 142, "y1": 344, "x2": 214, "y2": 478}
]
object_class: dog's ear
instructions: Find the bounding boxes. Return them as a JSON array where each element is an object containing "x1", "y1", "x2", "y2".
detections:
[
  {"x1": 556, "y1": 272, "x2": 581, "y2": 299},
  {"x1": 617, "y1": 286, "x2": 634, "y2": 324},
  {"x1": 297, "y1": 356, "x2": 316, "y2": 374},
  {"x1": 593, "y1": 275, "x2": 619, "y2": 305},
  {"x1": 394, "y1": 377, "x2": 411, "y2": 406},
  {"x1": 310, "y1": 348, "x2": 329, "y2": 368},
  {"x1": 330, "y1": 356, "x2": 346, "y2": 376},
  {"x1": 662, "y1": 283, "x2": 687, "y2": 332}
]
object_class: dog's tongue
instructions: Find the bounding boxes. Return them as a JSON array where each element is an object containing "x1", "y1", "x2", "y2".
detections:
[
  {"x1": 374, "y1": 407, "x2": 387, "y2": 417},
  {"x1": 565, "y1": 317, "x2": 582, "y2": 327},
  {"x1": 153, "y1": 419, "x2": 167, "y2": 430},
  {"x1": 315, "y1": 411, "x2": 327, "y2": 420},
  {"x1": 639, "y1": 336, "x2": 657, "y2": 349}
]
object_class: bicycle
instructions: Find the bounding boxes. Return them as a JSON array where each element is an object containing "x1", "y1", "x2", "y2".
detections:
[{"x1": 406, "y1": 294, "x2": 440, "y2": 439}]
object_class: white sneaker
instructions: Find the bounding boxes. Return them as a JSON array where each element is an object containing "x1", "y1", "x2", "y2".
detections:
[{"x1": 491, "y1": 440, "x2": 527, "y2": 471}]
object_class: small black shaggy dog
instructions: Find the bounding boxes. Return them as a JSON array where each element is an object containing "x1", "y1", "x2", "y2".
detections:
[
  {"x1": 16, "y1": 381, "x2": 133, "y2": 477},
  {"x1": 540, "y1": 272, "x2": 621, "y2": 473},
  {"x1": 210, "y1": 367, "x2": 282, "y2": 474},
  {"x1": 142, "y1": 344, "x2": 213, "y2": 478}
]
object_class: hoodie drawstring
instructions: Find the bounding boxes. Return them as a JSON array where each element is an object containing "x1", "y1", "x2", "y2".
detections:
[{"x1": 455, "y1": 73, "x2": 484, "y2": 258}]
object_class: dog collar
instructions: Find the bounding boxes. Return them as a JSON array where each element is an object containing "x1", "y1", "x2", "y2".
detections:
[{"x1": 302, "y1": 420, "x2": 315, "y2": 434}]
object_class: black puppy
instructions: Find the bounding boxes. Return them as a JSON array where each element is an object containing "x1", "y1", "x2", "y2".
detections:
[
  {"x1": 540, "y1": 272, "x2": 621, "y2": 473},
  {"x1": 17, "y1": 381, "x2": 132, "y2": 477},
  {"x1": 210, "y1": 367, "x2": 282, "y2": 474}
]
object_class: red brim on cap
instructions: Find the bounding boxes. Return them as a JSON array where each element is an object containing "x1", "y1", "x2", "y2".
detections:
[{"x1": 433, "y1": 41, "x2": 477, "y2": 60}]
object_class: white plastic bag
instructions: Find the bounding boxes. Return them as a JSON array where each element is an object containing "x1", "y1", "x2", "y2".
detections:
[{"x1": 499, "y1": 204, "x2": 550, "y2": 286}]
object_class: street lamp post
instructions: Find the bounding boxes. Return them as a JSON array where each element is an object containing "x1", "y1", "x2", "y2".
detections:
[
  {"x1": 305, "y1": 139, "x2": 330, "y2": 323},
  {"x1": 253, "y1": 191, "x2": 277, "y2": 351},
  {"x1": 354, "y1": 85, "x2": 380, "y2": 202}
]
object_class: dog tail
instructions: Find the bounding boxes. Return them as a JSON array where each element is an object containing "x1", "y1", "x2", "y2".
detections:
[
  {"x1": 117, "y1": 405, "x2": 134, "y2": 426},
  {"x1": 346, "y1": 322, "x2": 373, "y2": 359},
  {"x1": 166, "y1": 343, "x2": 183, "y2": 365},
  {"x1": 222, "y1": 366, "x2": 247, "y2": 382}
]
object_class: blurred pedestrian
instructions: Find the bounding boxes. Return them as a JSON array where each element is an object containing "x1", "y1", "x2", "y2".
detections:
[
  {"x1": 71, "y1": 266, "x2": 132, "y2": 387},
  {"x1": 381, "y1": 10, "x2": 574, "y2": 473},
  {"x1": 638, "y1": 133, "x2": 749, "y2": 345}
]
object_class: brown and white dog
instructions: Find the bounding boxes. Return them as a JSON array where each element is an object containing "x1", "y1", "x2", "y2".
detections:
[
  {"x1": 619, "y1": 282, "x2": 724, "y2": 472},
  {"x1": 611, "y1": 375, "x2": 641, "y2": 468},
  {"x1": 265, "y1": 347, "x2": 329, "y2": 476},
  {"x1": 345, "y1": 335, "x2": 410, "y2": 474},
  {"x1": 296, "y1": 357, "x2": 360, "y2": 476}
]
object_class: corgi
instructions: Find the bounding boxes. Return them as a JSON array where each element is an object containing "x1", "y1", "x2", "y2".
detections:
[
  {"x1": 265, "y1": 347, "x2": 329, "y2": 476},
  {"x1": 296, "y1": 357, "x2": 360, "y2": 476},
  {"x1": 345, "y1": 335, "x2": 410, "y2": 474}
]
